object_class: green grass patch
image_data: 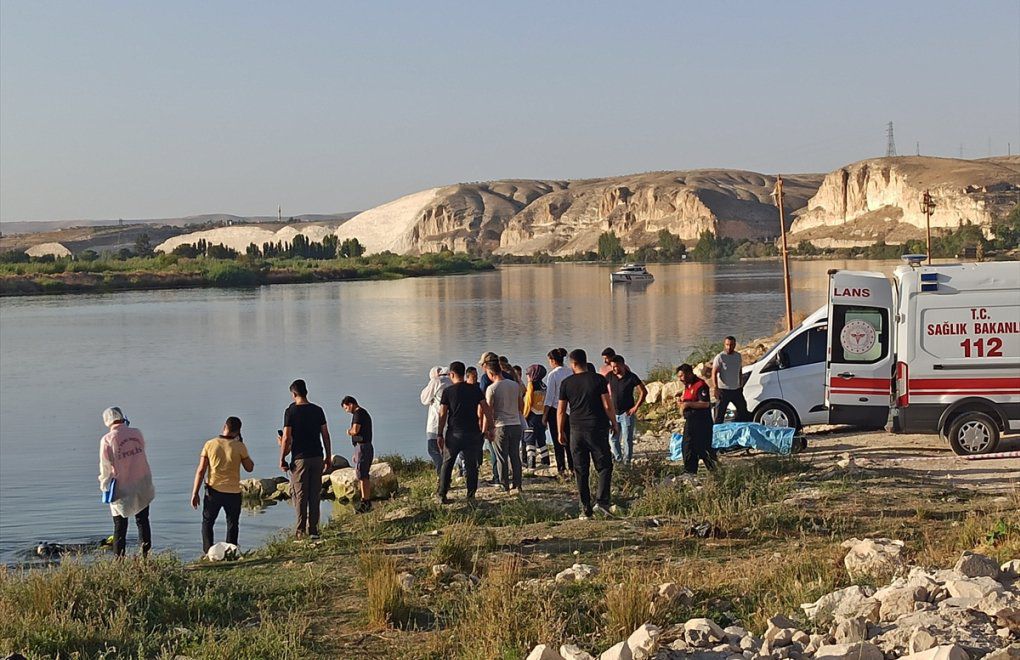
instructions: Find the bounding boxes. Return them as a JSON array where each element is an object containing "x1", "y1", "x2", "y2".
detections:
[{"x1": 0, "y1": 555, "x2": 320, "y2": 658}]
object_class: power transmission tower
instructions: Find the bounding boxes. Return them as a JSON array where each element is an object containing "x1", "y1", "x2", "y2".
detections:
[{"x1": 886, "y1": 122, "x2": 897, "y2": 157}]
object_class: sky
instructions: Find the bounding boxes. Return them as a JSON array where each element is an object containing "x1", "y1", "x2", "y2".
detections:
[{"x1": 1, "y1": 1, "x2": 1018, "y2": 223}]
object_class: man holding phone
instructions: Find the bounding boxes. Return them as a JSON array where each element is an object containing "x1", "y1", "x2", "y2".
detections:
[{"x1": 279, "y1": 379, "x2": 332, "y2": 539}]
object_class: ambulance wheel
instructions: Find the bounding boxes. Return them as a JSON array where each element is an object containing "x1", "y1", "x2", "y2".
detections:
[
  {"x1": 753, "y1": 401, "x2": 799, "y2": 430},
  {"x1": 946, "y1": 412, "x2": 1000, "y2": 456}
]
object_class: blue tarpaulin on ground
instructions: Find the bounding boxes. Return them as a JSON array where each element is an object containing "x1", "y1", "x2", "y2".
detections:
[
  {"x1": 712, "y1": 422, "x2": 795, "y2": 455},
  {"x1": 669, "y1": 423, "x2": 795, "y2": 461}
]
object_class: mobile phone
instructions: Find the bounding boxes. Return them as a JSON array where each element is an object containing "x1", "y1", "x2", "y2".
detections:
[{"x1": 277, "y1": 429, "x2": 283, "y2": 437}]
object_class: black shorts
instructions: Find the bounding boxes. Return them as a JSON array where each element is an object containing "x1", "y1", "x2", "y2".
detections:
[{"x1": 353, "y1": 443, "x2": 374, "y2": 479}]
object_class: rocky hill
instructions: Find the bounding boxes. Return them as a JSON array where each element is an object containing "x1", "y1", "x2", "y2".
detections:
[
  {"x1": 335, "y1": 171, "x2": 824, "y2": 256},
  {"x1": 788, "y1": 156, "x2": 1020, "y2": 248},
  {"x1": 9, "y1": 158, "x2": 1018, "y2": 258}
]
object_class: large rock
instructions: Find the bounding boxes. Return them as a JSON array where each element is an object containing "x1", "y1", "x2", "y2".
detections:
[
  {"x1": 329, "y1": 462, "x2": 398, "y2": 501},
  {"x1": 626, "y1": 623, "x2": 661, "y2": 660},
  {"x1": 945, "y1": 576, "x2": 1004, "y2": 600},
  {"x1": 684, "y1": 618, "x2": 725, "y2": 647},
  {"x1": 239, "y1": 477, "x2": 283, "y2": 499},
  {"x1": 956, "y1": 551, "x2": 1002, "y2": 580},
  {"x1": 644, "y1": 381, "x2": 664, "y2": 404},
  {"x1": 900, "y1": 645, "x2": 970, "y2": 660},
  {"x1": 879, "y1": 585, "x2": 926, "y2": 621},
  {"x1": 526, "y1": 645, "x2": 565, "y2": 660},
  {"x1": 841, "y1": 537, "x2": 905, "y2": 579},
  {"x1": 598, "y1": 641, "x2": 632, "y2": 660},
  {"x1": 813, "y1": 642, "x2": 884, "y2": 660},
  {"x1": 1001, "y1": 560, "x2": 1020, "y2": 579},
  {"x1": 833, "y1": 617, "x2": 868, "y2": 644},
  {"x1": 560, "y1": 645, "x2": 596, "y2": 660},
  {"x1": 802, "y1": 585, "x2": 881, "y2": 625}
]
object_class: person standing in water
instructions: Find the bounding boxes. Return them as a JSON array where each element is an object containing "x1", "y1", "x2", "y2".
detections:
[
  {"x1": 98, "y1": 406, "x2": 155, "y2": 557},
  {"x1": 191, "y1": 416, "x2": 254, "y2": 553}
]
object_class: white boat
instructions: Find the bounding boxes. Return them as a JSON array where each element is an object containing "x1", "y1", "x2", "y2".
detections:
[{"x1": 610, "y1": 263, "x2": 654, "y2": 283}]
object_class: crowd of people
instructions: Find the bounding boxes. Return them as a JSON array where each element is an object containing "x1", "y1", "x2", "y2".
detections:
[
  {"x1": 95, "y1": 339, "x2": 751, "y2": 555},
  {"x1": 421, "y1": 338, "x2": 750, "y2": 519}
]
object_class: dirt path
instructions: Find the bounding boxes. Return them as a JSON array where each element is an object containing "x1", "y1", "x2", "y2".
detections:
[{"x1": 635, "y1": 426, "x2": 1020, "y2": 494}]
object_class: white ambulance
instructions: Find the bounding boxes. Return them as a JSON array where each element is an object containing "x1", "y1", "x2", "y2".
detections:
[
  {"x1": 826, "y1": 258, "x2": 1020, "y2": 455},
  {"x1": 740, "y1": 258, "x2": 1020, "y2": 455}
]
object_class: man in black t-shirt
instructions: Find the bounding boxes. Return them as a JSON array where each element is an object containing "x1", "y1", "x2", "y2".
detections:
[
  {"x1": 280, "y1": 379, "x2": 332, "y2": 538},
  {"x1": 342, "y1": 396, "x2": 374, "y2": 513},
  {"x1": 557, "y1": 348, "x2": 619, "y2": 519},
  {"x1": 436, "y1": 361, "x2": 493, "y2": 503},
  {"x1": 607, "y1": 355, "x2": 647, "y2": 465}
]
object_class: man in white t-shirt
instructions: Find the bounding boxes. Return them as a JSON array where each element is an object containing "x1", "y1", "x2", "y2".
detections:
[
  {"x1": 543, "y1": 348, "x2": 574, "y2": 475},
  {"x1": 711, "y1": 336, "x2": 750, "y2": 423}
]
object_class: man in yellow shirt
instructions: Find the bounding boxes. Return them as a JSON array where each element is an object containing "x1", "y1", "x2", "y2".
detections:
[{"x1": 190, "y1": 417, "x2": 255, "y2": 553}]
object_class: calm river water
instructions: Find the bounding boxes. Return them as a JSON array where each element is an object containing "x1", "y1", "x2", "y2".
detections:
[{"x1": 0, "y1": 260, "x2": 891, "y2": 561}]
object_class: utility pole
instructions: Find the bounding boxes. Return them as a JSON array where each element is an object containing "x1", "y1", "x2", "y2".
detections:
[
  {"x1": 916, "y1": 141, "x2": 920, "y2": 156},
  {"x1": 886, "y1": 122, "x2": 897, "y2": 157},
  {"x1": 772, "y1": 175, "x2": 794, "y2": 331},
  {"x1": 922, "y1": 190, "x2": 936, "y2": 265},
  {"x1": 278, "y1": 205, "x2": 282, "y2": 223}
]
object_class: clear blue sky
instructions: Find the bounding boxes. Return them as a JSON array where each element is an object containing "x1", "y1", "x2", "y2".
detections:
[{"x1": 1, "y1": 1, "x2": 1018, "y2": 222}]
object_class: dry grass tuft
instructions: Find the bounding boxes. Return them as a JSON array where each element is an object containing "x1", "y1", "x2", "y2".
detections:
[
  {"x1": 604, "y1": 566, "x2": 654, "y2": 641},
  {"x1": 360, "y1": 552, "x2": 411, "y2": 629},
  {"x1": 431, "y1": 521, "x2": 497, "y2": 573},
  {"x1": 425, "y1": 554, "x2": 563, "y2": 659}
]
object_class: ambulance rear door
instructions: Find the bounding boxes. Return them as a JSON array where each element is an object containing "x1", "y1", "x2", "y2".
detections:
[{"x1": 826, "y1": 270, "x2": 895, "y2": 427}]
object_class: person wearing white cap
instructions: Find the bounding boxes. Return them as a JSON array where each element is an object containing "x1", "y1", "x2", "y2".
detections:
[
  {"x1": 98, "y1": 406, "x2": 156, "y2": 557},
  {"x1": 420, "y1": 366, "x2": 452, "y2": 474}
]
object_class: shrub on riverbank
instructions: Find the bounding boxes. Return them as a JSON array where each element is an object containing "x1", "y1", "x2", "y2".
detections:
[{"x1": 0, "y1": 252, "x2": 493, "y2": 296}]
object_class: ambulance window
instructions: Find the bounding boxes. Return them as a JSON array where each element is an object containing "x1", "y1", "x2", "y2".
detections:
[
  {"x1": 782, "y1": 325, "x2": 829, "y2": 368},
  {"x1": 831, "y1": 305, "x2": 888, "y2": 364}
]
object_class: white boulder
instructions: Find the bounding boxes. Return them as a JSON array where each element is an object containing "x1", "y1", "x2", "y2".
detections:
[
  {"x1": 841, "y1": 537, "x2": 905, "y2": 579},
  {"x1": 900, "y1": 644, "x2": 970, "y2": 660},
  {"x1": 945, "y1": 575, "x2": 1004, "y2": 599},
  {"x1": 526, "y1": 644, "x2": 565, "y2": 660},
  {"x1": 802, "y1": 585, "x2": 881, "y2": 625},
  {"x1": 684, "y1": 618, "x2": 725, "y2": 647},
  {"x1": 814, "y1": 642, "x2": 884, "y2": 660},
  {"x1": 598, "y1": 641, "x2": 632, "y2": 660},
  {"x1": 330, "y1": 462, "x2": 398, "y2": 501},
  {"x1": 626, "y1": 623, "x2": 661, "y2": 659},
  {"x1": 560, "y1": 644, "x2": 596, "y2": 660}
]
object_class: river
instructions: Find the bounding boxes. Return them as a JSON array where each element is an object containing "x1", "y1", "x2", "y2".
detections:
[{"x1": 0, "y1": 260, "x2": 892, "y2": 562}]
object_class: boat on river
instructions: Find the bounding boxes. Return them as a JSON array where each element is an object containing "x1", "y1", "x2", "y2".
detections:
[{"x1": 610, "y1": 263, "x2": 654, "y2": 283}]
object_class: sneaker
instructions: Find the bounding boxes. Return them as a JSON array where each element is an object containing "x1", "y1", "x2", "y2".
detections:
[
  {"x1": 578, "y1": 509, "x2": 593, "y2": 520},
  {"x1": 495, "y1": 485, "x2": 509, "y2": 493},
  {"x1": 309, "y1": 533, "x2": 321, "y2": 540},
  {"x1": 592, "y1": 504, "x2": 615, "y2": 518},
  {"x1": 434, "y1": 494, "x2": 451, "y2": 505}
]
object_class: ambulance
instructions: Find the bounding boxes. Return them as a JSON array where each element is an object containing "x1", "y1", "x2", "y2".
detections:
[
  {"x1": 826, "y1": 257, "x2": 1020, "y2": 455},
  {"x1": 740, "y1": 258, "x2": 1020, "y2": 455}
]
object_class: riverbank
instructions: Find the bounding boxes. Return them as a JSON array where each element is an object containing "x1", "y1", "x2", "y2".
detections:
[
  {"x1": 0, "y1": 252, "x2": 494, "y2": 296},
  {"x1": 2, "y1": 430, "x2": 1017, "y2": 659}
]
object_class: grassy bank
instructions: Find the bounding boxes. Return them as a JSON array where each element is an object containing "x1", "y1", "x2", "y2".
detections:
[
  {"x1": 0, "y1": 252, "x2": 493, "y2": 296},
  {"x1": 2, "y1": 447, "x2": 1017, "y2": 659}
]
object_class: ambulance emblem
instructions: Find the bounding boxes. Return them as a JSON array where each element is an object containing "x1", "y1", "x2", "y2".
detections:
[{"x1": 840, "y1": 319, "x2": 878, "y2": 355}]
